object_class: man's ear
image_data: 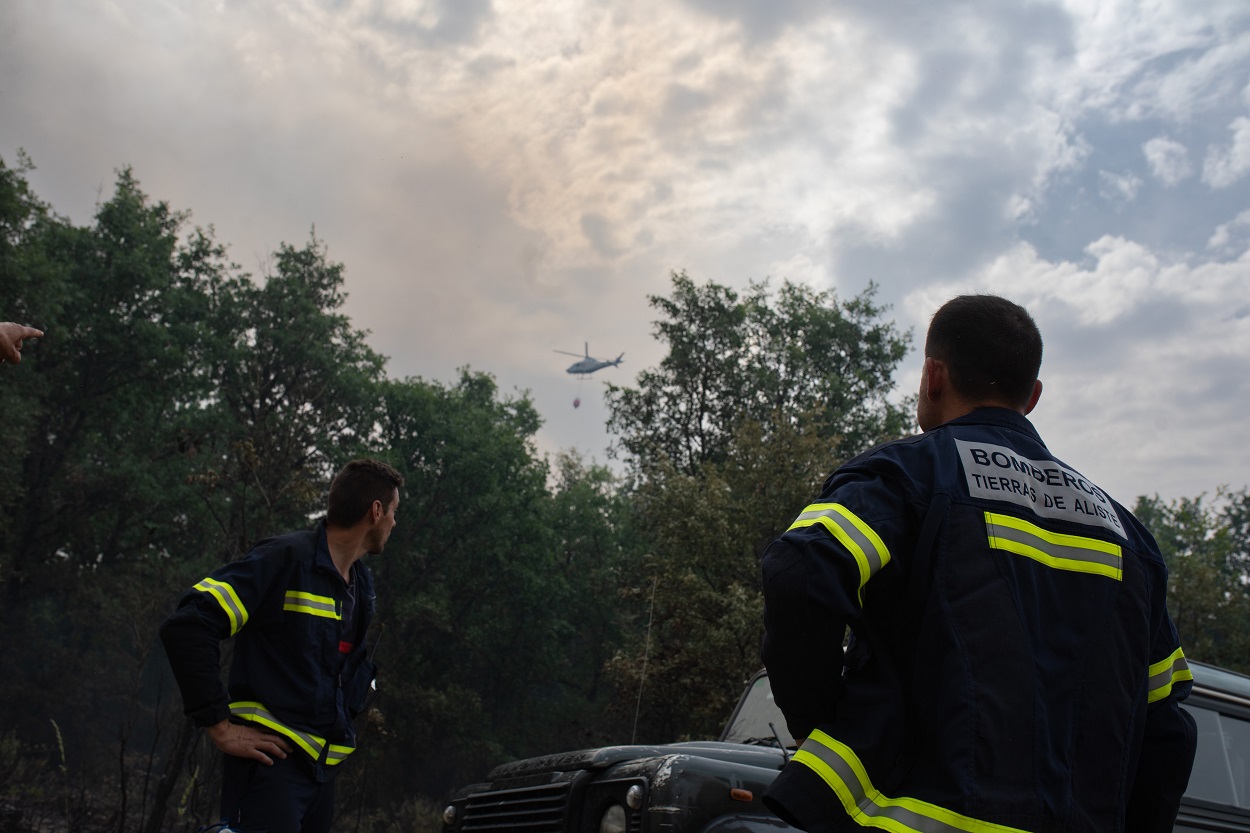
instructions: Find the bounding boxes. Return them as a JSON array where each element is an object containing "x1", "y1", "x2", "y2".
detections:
[
  {"x1": 1024, "y1": 379, "x2": 1043, "y2": 415},
  {"x1": 924, "y1": 356, "x2": 946, "y2": 401}
]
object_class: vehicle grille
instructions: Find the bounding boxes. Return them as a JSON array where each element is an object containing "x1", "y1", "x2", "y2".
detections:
[{"x1": 461, "y1": 781, "x2": 571, "y2": 832}]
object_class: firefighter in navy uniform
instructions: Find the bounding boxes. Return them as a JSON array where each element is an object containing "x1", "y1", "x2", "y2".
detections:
[
  {"x1": 761, "y1": 296, "x2": 1196, "y2": 833},
  {"x1": 161, "y1": 459, "x2": 404, "y2": 833}
]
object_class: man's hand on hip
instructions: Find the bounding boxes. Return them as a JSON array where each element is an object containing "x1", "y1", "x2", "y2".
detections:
[{"x1": 206, "y1": 719, "x2": 293, "y2": 765}]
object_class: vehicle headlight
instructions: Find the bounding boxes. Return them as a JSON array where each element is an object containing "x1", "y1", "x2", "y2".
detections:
[
  {"x1": 626, "y1": 783, "x2": 644, "y2": 810},
  {"x1": 442, "y1": 804, "x2": 457, "y2": 826},
  {"x1": 598, "y1": 804, "x2": 627, "y2": 833}
]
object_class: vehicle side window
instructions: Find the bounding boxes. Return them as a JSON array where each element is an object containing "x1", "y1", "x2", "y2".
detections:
[{"x1": 1183, "y1": 704, "x2": 1250, "y2": 809}]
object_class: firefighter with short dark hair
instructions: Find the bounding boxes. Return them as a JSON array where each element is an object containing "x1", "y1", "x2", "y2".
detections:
[
  {"x1": 761, "y1": 295, "x2": 1196, "y2": 833},
  {"x1": 161, "y1": 458, "x2": 404, "y2": 833}
]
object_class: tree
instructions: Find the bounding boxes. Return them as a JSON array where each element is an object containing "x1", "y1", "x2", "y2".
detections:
[
  {"x1": 1219, "y1": 487, "x2": 1250, "y2": 579},
  {"x1": 183, "y1": 234, "x2": 389, "y2": 559},
  {"x1": 351, "y1": 371, "x2": 555, "y2": 801},
  {"x1": 341, "y1": 375, "x2": 644, "y2": 807},
  {"x1": 0, "y1": 166, "x2": 214, "y2": 592},
  {"x1": 1134, "y1": 491, "x2": 1250, "y2": 674},
  {"x1": 0, "y1": 151, "x2": 56, "y2": 494},
  {"x1": 0, "y1": 161, "x2": 247, "y2": 832},
  {"x1": 544, "y1": 450, "x2": 641, "y2": 716},
  {"x1": 606, "y1": 272, "x2": 912, "y2": 476},
  {"x1": 605, "y1": 273, "x2": 912, "y2": 740},
  {"x1": 0, "y1": 158, "x2": 407, "y2": 830}
]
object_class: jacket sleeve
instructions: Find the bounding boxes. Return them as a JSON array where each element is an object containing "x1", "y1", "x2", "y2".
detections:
[
  {"x1": 761, "y1": 464, "x2": 909, "y2": 740},
  {"x1": 158, "y1": 550, "x2": 282, "y2": 727},
  {"x1": 1125, "y1": 575, "x2": 1197, "y2": 833}
]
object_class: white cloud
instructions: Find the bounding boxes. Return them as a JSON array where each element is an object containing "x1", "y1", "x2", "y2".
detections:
[
  {"x1": 906, "y1": 231, "x2": 1250, "y2": 327},
  {"x1": 1203, "y1": 116, "x2": 1250, "y2": 188},
  {"x1": 1208, "y1": 209, "x2": 1250, "y2": 253},
  {"x1": 964, "y1": 238, "x2": 1161, "y2": 325},
  {"x1": 1123, "y1": 34, "x2": 1250, "y2": 123},
  {"x1": 1098, "y1": 169, "x2": 1142, "y2": 203},
  {"x1": 377, "y1": 0, "x2": 442, "y2": 27},
  {"x1": 1143, "y1": 136, "x2": 1192, "y2": 185},
  {"x1": 1054, "y1": 0, "x2": 1250, "y2": 121}
]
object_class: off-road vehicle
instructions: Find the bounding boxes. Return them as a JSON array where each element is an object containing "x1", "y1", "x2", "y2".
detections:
[{"x1": 442, "y1": 661, "x2": 1250, "y2": 832}]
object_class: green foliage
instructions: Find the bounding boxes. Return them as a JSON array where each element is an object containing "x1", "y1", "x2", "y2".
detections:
[
  {"x1": 1134, "y1": 489, "x2": 1250, "y2": 674},
  {"x1": 0, "y1": 157, "x2": 639, "y2": 828},
  {"x1": 605, "y1": 273, "x2": 913, "y2": 740},
  {"x1": 544, "y1": 451, "x2": 642, "y2": 711},
  {"x1": 1, "y1": 166, "x2": 207, "y2": 587},
  {"x1": 606, "y1": 272, "x2": 912, "y2": 475},
  {"x1": 1220, "y1": 489, "x2": 1250, "y2": 578},
  {"x1": 0, "y1": 165, "x2": 228, "y2": 833},
  {"x1": 185, "y1": 234, "x2": 389, "y2": 557},
  {"x1": 364, "y1": 370, "x2": 552, "y2": 796},
  {"x1": 362, "y1": 377, "x2": 638, "y2": 799}
]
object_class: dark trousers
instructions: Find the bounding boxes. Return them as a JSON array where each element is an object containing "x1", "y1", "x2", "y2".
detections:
[{"x1": 221, "y1": 754, "x2": 334, "y2": 833}]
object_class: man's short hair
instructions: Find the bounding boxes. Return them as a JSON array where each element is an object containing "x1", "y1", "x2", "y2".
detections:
[
  {"x1": 326, "y1": 459, "x2": 405, "y2": 528},
  {"x1": 925, "y1": 294, "x2": 1042, "y2": 408}
]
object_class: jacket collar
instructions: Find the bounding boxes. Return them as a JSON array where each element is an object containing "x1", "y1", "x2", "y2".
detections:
[
  {"x1": 943, "y1": 407, "x2": 1045, "y2": 447},
  {"x1": 313, "y1": 519, "x2": 340, "y2": 578}
]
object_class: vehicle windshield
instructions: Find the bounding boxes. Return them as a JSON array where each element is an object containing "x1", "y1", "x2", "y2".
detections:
[{"x1": 721, "y1": 674, "x2": 795, "y2": 748}]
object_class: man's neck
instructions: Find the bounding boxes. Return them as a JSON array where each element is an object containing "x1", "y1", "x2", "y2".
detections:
[{"x1": 325, "y1": 525, "x2": 366, "y2": 583}]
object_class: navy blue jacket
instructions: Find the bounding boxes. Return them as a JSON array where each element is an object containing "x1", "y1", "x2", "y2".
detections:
[
  {"x1": 160, "y1": 522, "x2": 377, "y2": 777},
  {"x1": 761, "y1": 408, "x2": 1196, "y2": 833}
]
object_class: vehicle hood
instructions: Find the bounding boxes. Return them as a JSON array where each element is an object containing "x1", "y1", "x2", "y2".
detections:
[{"x1": 487, "y1": 740, "x2": 785, "y2": 779}]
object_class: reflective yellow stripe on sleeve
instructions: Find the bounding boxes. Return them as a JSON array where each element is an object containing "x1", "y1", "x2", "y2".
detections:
[
  {"x1": 984, "y1": 512, "x2": 1123, "y2": 581},
  {"x1": 326, "y1": 744, "x2": 355, "y2": 765},
  {"x1": 795, "y1": 730, "x2": 1029, "y2": 833},
  {"x1": 230, "y1": 701, "x2": 323, "y2": 760},
  {"x1": 788, "y1": 503, "x2": 890, "y2": 604},
  {"x1": 283, "y1": 590, "x2": 340, "y2": 620},
  {"x1": 193, "y1": 577, "x2": 249, "y2": 635},
  {"x1": 1147, "y1": 648, "x2": 1193, "y2": 704},
  {"x1": 229, "y1": 701, "x2": 356, "y2": 765}
]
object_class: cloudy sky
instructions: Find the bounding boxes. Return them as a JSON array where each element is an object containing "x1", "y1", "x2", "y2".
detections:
[{"x1": 3, "y1": 0, "x2": 1249, "y2": 504}]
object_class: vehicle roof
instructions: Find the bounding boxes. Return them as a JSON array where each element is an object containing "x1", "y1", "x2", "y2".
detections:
[
  {"x1": 746, "y1": 661, "x2": 1250, "y2": 705},
  {"x1": 1191, "y1": 660, "x2": 1250, "y2": 702}
]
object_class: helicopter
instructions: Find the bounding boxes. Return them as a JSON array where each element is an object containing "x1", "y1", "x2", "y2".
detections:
[{"x1": 555, "y1": 343, "x2": 624, "y2": 376}]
